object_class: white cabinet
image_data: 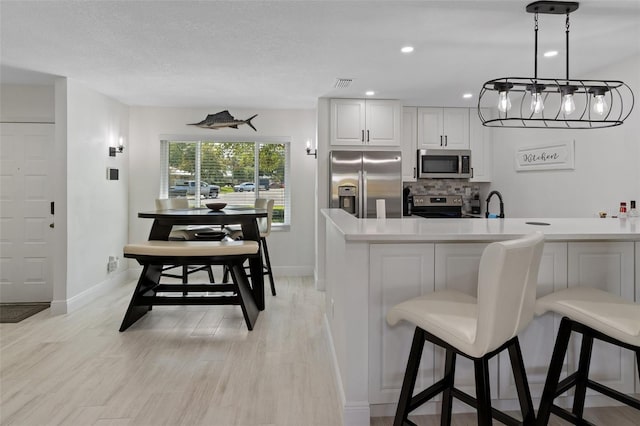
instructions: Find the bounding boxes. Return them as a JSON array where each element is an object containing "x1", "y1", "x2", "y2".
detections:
[
  {"x1": 368, "y1": 244, "x2": 435, "y2": 404},
  {"x1": 567, "y1": 242, "x2": 636, "y2": 395},
  {"x1": 469, "y1": 108, "x2": 493, "y2": 182},
  {"x1": 400, "y1": 107, "x2": 417, "y2": 182},
  {"x1": 636, "y1": 242, "x2": 640, "y2": 393},
  {"x1": 330, "y1": 99, "x2": 401, "y2": 146},
  {"x1": 417, "y1": 107, "x2": 469, "y2": 150},
  {"x1": 499, "y1": 243, "x2": 568, "y2": 399}
]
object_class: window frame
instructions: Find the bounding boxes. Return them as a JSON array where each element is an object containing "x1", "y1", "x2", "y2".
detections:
[{"x1": 160, "y1": 134, "x2": 291, "y2": 228}]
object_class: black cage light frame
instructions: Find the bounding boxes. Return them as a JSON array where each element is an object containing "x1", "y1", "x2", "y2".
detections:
[{"x1": 478, "y1": 1, "x2": 634, "y2": 129}]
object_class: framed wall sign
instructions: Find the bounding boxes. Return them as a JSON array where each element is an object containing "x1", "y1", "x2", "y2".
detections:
[{"x1": 515, "y1": 140, "x2": 575, "y2": 171}]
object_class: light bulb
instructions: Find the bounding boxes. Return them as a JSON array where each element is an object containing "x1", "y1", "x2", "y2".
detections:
[
  {"x1": 593, "y1": 94, "x2": 607, "y2": 115},
  {"x1": 530, "y1": 92, "x2": 544, "y2": 113},
  {"x1": 562, "y1": 93, "x2": 575, "y2": 115},
  {"x1": 497, "y1": 91, "x2": 511, "y2": 112}
]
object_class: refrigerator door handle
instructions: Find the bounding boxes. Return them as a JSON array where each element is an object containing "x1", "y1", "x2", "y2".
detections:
[
  {"x1": 357, "y1": 170, "x2": 363, "y2": 218},
  {"x1": 362, "y1": 170, "x2": 368, "y2": 218}
]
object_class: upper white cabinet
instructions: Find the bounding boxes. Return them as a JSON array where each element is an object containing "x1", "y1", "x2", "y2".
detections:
[
  {"x1": 330, "y1": 98, "x2": 401, "y2": 146},
  {"x1": 417, "y1": 107, "x2": 469, "y2": 150},
  {"x1": 401, "y1": 107, "x2": 417, "y2": 182},
  {"x1": 469, "y1": 108, "x2": 493, "y2": 182}
]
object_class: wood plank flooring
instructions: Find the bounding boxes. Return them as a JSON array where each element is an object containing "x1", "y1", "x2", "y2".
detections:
[{"x1": 1, "y1": 273, "x2": 638, "y2": 425}]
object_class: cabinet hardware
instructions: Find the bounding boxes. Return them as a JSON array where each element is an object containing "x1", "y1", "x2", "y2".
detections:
[
  {"x1": 413, "y1": 167, "x2": 416, "y2": 178},
  {"x1": 49, "y1": 223, "x2": 54, "y2": 228},
  {"x1": 361, "y1": 130, "x2": 364, "y2": 143},
  {"x1": 440, "y1": 135, "x2": 443, "y2": 146},
  {"x1": 367, "y1": 130, "x2": 370, "y2": 143},
  {"x1": 445, "y1": 135, "x2": 448, "y2": 147}
]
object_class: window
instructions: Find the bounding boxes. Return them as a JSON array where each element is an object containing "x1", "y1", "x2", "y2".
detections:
[{"x1": 160, "y1": 137, "x2": 290, "y2": 226}]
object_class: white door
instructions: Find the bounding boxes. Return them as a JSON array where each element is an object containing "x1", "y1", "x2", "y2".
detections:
[{"x1": 0, "y1": 123, "x2": 54, "y2": 303}]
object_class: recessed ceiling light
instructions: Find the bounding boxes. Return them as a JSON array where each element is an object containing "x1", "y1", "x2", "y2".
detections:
[
  {"x1": 544, "y1": 50, "x2": 558, "y2": 57},
  {"x1": 463, "y1": 93, "x2": 473, "y2": 99},
  {"x1": 365, "y1": 91, "x2": 375, "y2": 96},
  {"x1": 401, "y1": 46, "x2": 414, "y2": 54}
]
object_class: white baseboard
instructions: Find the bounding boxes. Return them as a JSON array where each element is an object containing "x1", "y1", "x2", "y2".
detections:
[
  {"x1": 272, "y1": 265, "x2": 313, "y2": 276},
  {"x1": 50, "y1": 269, "x2": 130, "y2": 315}
]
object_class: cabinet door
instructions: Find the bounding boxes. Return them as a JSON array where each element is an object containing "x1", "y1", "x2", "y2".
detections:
[
  {"x1": 442, "y1": 108, "x2": 469, "y2": 149},
  {"x1": 469, "y1": 108, "x2": 492, "y2": 182},
  {"x1": 366, "y1": 100, "x2": 401, "y2": 146},
  {"x1": 567, "y1": 242, "x2": 636, "y2": 394},
  {"x1": 499, "y1": 243, "x2": 568, "y2": 399},
  {"x1": 369, "y1": 244, "x2": 435, "y2": 404},
  {"x1": 401, "y1": 107, "x2": 417, "y2": 182},
  {"x1": 434, "y1": 243, "x2": 499, "y2": 399},
  {"x1": 330, "y1": 99, "x2": 366, "y2": 145},
  {"x1": 417, "y1": 107, "x2": 444, "y2": 149}
]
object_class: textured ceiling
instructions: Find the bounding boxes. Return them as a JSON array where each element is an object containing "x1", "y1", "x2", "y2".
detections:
[{"x1": 1, "y1": 0, "x2": 639, "y2": 109}]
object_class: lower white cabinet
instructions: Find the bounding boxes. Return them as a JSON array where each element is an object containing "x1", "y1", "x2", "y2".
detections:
[
  {"x1": 567, "y1": 242, "x2": 636, "y2": 395},
  {"x1": 369, "y1": 244, "x2": 435, "y2": 404},
  {"x1": 498, "y1": 243, "x2": 568, "y2": 399},
  {"x1": 368, "y1": 240, "x2": 637, "y2": 407}
]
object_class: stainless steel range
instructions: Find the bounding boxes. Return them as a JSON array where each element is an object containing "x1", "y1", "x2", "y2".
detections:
[{"x1": 411, "y1": 195, "x2": 463, "y2": 219}]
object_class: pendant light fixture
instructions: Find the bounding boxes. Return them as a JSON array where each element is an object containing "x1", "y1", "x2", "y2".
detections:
[{"x1": 478, "y1": 1, "x2": 634, "y2": 129}]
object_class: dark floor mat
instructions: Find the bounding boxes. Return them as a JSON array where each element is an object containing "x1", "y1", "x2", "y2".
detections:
[{"x1": 0, "y1": 303, "x2": 50, "y2": 323}]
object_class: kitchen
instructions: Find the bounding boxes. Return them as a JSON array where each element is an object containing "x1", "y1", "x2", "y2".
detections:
[{"x1": 1, "y1": 1, "x2": 639, "y2": 425}]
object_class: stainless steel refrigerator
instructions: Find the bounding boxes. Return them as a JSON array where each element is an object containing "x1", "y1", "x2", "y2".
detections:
[{"x1": 329, "y1": 150, "x2": 402, "y2": 218}]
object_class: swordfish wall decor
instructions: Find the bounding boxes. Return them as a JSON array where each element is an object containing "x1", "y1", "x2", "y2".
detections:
[{"x1": 188, "y1": 110, "x2": 258, "y2": 131}]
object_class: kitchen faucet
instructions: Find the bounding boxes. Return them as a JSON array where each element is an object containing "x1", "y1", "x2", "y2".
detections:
[{"x1": 485, "y1": 190, "x2": 505, "y2": 218}]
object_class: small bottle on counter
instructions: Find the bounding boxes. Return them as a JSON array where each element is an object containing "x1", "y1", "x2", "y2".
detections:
[
  {"x1": 629, "y1": 200, "x2": 639, "y2": 217},
  {"x1": 619, "y1": 202, "x2": 627, "y2": 219}
]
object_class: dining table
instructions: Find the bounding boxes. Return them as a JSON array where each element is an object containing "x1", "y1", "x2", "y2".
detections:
[{"x1": 138, "y1": 206, "x2": 268, "y2": 310}]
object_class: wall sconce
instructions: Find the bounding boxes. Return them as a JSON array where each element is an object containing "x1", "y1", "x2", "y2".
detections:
[
  {"x1": 305, "y1": 140, "x2": 317, "y2": 159},
  {"x1": 109, "y1": 137, "x2": 125, "y2": 157}
]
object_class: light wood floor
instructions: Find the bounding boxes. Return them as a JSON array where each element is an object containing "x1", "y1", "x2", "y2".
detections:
[{"x1": 1, "y1": 274, "x2": 638, "y2": 426}]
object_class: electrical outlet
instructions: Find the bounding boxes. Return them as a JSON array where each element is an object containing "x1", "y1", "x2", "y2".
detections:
[{"x1": 107, "y1": 256, "x2": 118, "y2": 273}]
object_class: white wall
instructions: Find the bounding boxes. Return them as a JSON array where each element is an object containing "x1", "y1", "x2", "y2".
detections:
[
  {"x1": 128, "y1": 106, "x2": 317, "y2": 275},
  {"x1": 0, "y1": 84, "x2": 54, "y2": 123},
  {"x1": 490, "y1": 55, "x2": 640, "y2": 218},
  {"x1": 61, "y1": 79, "x2": 130, "y2": 308}
]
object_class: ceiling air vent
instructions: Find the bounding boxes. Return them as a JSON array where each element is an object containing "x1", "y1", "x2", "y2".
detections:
[{"x1": 334, "y1": 78, "x2": 353, "y2": 89}]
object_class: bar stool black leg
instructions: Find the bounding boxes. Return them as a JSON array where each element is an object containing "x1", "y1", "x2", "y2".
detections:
[
  {"x1": 537, "y1": 317, "x2": 573, "y2": 426},
  {"x1": 393, "y1": 327, "x2": 426, "y2": 426},
  {"x1": 474, "y1": 357, "x2": 493, "y2": 426},
  {"x1": 572, "y1": 334, "x2": 594, "y2": 420},
  {"x1": 508, "y1": 338, "x2": 535, "y2": 425},
  {"x1": 440, "y1": 349, "x2": 456, "y2": 426}
]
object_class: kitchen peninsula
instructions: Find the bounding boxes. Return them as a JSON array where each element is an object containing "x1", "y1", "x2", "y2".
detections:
[{"x1": 321, "y1": 208, "x2": 640, "y2": 426}]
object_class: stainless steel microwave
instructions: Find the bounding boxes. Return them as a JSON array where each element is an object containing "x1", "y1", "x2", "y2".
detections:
[{"x1": 417, "y1": 149, "x2": 472, "y2": 179}]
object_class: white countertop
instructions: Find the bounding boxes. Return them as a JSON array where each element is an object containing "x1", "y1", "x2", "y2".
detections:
[{"x1": 321, "y1": 208, "x2": 640, "y2": 242}]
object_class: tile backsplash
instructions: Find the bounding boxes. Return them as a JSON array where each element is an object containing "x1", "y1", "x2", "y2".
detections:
[{"x1": 404, "y1": 179, "x2": 488, "y2": 213}]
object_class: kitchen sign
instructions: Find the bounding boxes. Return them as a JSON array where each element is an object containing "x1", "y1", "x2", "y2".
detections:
[{"x1": 515, "y1": 140, "x2": 575, "y2": 171}]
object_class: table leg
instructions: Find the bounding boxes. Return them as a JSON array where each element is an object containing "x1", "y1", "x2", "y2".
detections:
[
  {"x1": 241, "y1": 218, "x2": 265, "y2": 311},
  {"x1": 119, "y1": 264, "x2": 161, "y2": 331}
]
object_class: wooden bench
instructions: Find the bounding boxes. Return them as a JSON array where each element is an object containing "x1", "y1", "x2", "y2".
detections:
[{"x1": 120, "y1": 240, "x2": 260, "y2": 332}]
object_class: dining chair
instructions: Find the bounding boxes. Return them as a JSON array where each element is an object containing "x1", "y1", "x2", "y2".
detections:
[
  {"x1": 225, "y1": 198, "x2": 276, "y2": 296},
  {"x1": 155, "y1": 198, "x2": 217, "y2": 286}
]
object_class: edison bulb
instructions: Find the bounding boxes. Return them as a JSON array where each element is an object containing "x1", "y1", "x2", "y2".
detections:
[
  {"x1": 497, "y1": 91, "x2": 511, "y2": 112},
  {"x1": 593, "y1": 94, "x2": 607, "y2": 115},
  {"x1": 562, "y1": 93, "x2": 576, "y2": 115},
  {"x1": 530, "y1": 92, "x2": 544, "y2": 114}
]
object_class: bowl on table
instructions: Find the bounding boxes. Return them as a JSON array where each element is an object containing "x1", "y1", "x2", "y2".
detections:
[{"x1": 205, "y1": 202, "x2": 227, "y2": 211}]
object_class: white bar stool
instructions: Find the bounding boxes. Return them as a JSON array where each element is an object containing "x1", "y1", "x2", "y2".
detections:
[
  {"x1": 387, "y1": 232, "x2": 545, "y2": 426},
  {"x1": 535, "y1": 287, "x2": 640, "y2": 425}
]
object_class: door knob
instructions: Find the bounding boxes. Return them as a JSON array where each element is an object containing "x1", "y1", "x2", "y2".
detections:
[{"x1": 49, "y1": 223, "x2": 55, "y2": 228}]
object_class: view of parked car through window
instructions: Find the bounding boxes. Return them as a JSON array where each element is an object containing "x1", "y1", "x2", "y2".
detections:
[{"x1": 165, "y1": 140, "x2": 289, "y2": 224}]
